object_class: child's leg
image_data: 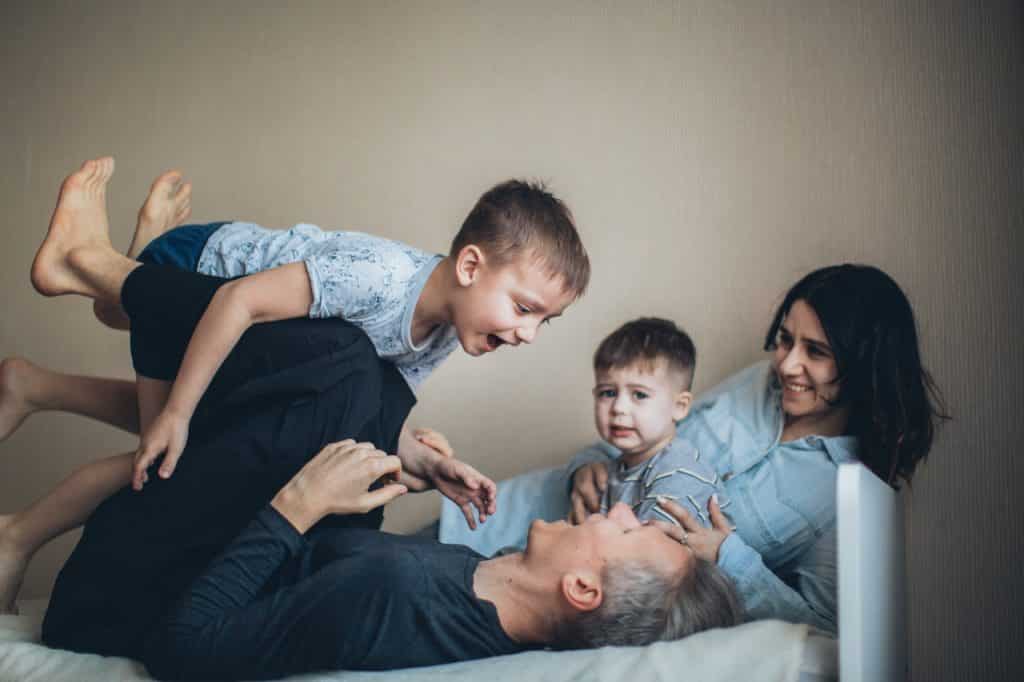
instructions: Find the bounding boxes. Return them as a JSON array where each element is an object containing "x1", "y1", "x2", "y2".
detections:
[
  {"x1": 0, "y1": 357, "x2": 140, "y2": 441},
  {"x1": 0, "y1": 452, "x2": 133, "y2": 614},
  {"x1": 126, "y1": 170, "x2": 193, "y2": 260},
  {"x1": 92, "y1": 169, "x2": 194, "y2": 331},
  {"x1": 31, "y1": 157, "x2": 142, "y2": 305}
]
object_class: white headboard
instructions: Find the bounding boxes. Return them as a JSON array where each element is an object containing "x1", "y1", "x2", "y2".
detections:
[{"x1": 837, "y1": 463, "x2": 907, "y2": 682}]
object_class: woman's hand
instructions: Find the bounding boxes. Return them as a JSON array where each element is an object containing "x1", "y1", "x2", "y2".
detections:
[
  {"x1": 272, "y1": 440, "x2": 407, "y2": 533},
  {"x1": 569, "y1": 462, "x2": 609, "y2": 524},
  {"x1": 648, "y1": 495, "x2": 732, "y2": 562},
  {"x1": 133, "y1": 409, "x2": 190, "y2": 490}
]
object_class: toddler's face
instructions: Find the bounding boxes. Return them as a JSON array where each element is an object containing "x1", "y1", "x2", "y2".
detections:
[
  {"x1": 450, "y1": 249, "x2": 575, "y2": 356},
  {"x1": 592, "y1": 361, "x2": 691, "y2": 465}
]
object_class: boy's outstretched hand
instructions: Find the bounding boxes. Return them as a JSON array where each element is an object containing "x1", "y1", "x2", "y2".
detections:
[
  {"x1": 398, "y1": 426, "x2": 497, "y2": 529},
  {"x1": 426, "y1": 455, "x2": 497, "y2": 530},
  {"x1": 133, "y1": 408, "x2": 190, "y2": 490}
]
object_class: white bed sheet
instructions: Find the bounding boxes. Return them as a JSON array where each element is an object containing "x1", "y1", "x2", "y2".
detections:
[{"x1": 1, "y1": 598, "x2": 810, "y2": 682}]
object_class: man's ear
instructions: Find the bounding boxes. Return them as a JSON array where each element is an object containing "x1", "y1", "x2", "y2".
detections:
[
  {"x1": 673, "y1": 390, "x2": 693, "y2": 422},
  {"x1": 560, "y1": 571, "x2": 603, "y2": 614},
  {"x1": 455, "y1": 244, "x2": 485, "y2": 287}
]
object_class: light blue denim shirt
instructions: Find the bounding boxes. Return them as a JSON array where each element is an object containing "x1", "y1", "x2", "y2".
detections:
[{"x1": 439, "y1": 360, "x2": 857, "y2": 634}]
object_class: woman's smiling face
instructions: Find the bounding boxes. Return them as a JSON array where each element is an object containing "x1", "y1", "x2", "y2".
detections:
[{"x1": 772, "y1": 299, "x2": 846, "y2": 431}]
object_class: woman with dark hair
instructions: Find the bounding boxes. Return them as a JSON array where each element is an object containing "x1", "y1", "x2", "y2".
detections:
[{"x1": 552, "y1": 264, "x2": 946, "y2": 634}]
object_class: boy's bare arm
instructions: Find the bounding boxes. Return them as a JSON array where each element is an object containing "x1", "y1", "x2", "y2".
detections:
[
  {"x1": 396, "y1": 424, "x2": 498, "y2": 529},
  {"x1": 132, "y1": 263, "x2": 313, "y2": 489}
]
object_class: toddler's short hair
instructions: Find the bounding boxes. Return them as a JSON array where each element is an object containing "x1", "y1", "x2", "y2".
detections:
[
  {"x1": 594, "y1": 318, "x2": 697, "y2": 390},
  {"x1": 450, "y1": 179, "x2": 590, "y2": 299}
]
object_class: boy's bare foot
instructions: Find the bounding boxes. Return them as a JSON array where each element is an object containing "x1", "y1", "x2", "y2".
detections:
[
  {"x1": 126, "y1": 170, "x2": 193, "y2": 259},
  {"x1": 0, "y1": 358, "x2": 38, "y2": 442},
  {"x1": 0, "y1": 515, "x2": 28, "y2": 615},
  {"x1": 30, "y1": 157, "x2": 116, "y2": 297}
]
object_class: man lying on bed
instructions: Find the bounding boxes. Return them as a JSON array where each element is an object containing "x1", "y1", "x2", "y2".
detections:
[
  {"x1": 38, "y1": 262, "x2": 739, "y2": 680},
  {"x1": 143, "y1": 439, "x2": 741, "y2": 680}
]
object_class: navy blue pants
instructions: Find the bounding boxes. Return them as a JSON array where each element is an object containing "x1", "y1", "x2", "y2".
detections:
[{"x1": 42, "y1": 264, "x2": 416, "y2": 658}]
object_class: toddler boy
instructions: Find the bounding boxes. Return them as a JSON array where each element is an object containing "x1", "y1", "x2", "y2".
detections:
[{"x1": 585, "y1": 317, "x2": 726, "y2": 527}]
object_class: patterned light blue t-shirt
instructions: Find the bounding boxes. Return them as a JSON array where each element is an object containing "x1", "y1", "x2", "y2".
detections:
[{"x1": 196, "y1": 221, "x2": 460, "y2": 390}]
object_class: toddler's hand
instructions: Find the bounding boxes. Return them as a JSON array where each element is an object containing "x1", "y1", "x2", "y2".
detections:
[
  {"x1": 569, "y1": 461, "x2": 608, "y2": 524},
  {"x1": 133, "y1": 409, "x2": 190, "y2": 490}
]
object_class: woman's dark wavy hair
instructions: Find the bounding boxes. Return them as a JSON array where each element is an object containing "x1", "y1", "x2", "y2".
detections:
[{"x1": 763, "y1": 264, "x2": 948, "y2": 488}]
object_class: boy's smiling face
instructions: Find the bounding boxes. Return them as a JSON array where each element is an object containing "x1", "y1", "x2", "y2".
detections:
[
  {"x1": 593, "y1": 361, "x2": 692, "y2": 466},
  {"x1": 450, "y1": 246, "x2": 576, "y2": 357}
]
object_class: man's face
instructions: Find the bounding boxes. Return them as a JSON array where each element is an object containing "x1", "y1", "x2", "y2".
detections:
[
  {"x1": 450, "y1": 249, "x2": 576, "y2": 357},
  {"x1": 524, "y1": 502, "x2": 693, "y2": 580}
]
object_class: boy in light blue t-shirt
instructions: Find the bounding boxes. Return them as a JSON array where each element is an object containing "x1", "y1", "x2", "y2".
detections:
[{"x1": 0, "y1": 156, "x2": 592, "y2": 614}]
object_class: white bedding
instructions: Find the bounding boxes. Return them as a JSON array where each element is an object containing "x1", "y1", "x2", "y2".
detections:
[{"x1": 1, "y1": 598, "x2": 810, "y2": 682}]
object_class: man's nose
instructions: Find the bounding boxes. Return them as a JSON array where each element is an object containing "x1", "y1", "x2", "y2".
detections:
[{"x1": 607, "y1": 502, "x2": 641, "y2": 529}]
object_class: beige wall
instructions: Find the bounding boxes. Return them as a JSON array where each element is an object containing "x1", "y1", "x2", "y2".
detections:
[{"x1": 1, "y1": 1, "x2": 1019, "y2": 679}]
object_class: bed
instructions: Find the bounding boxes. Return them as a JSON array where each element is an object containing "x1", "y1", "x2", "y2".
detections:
[{"x1": 0, "y1": 463, "x2": 900, "y2": 682}]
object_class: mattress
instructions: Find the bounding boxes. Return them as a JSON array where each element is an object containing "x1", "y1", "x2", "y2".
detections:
[{"x1": 0, "y1": 598, "x2": 835, "y2": 682}]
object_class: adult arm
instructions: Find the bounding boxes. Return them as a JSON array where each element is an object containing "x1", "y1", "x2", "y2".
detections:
[
  {"x1": 653, "y1": 497, "x2": 837, "y2": 634},
  {"x1": 144, "y1": 441, "x2": 407, "y2": 680},
  {"x1": 716, "y1": 524, "x2": 838, "y2": 634},
  {"x1": 133, "y1": 263, "x2": 314, "y2": 488}
]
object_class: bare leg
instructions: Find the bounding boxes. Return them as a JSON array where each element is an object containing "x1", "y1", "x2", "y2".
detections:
[
  {"x1": 0, "y1": 452, "x2": 133, "y2": 614},
  {"x1": 0, "y1": 358, "x2": 140, "y2": 441},
  {"x1": 0, "y1": 375, "x2": 169, "y2": 612},
  {"x1": 93, "y1": 169, "x2": 194, "y2": 330},
  {"x1": 30, "y1": 156, "x2": 140, "y2": 305}
]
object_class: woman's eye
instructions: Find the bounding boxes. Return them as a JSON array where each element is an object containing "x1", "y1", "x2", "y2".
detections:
[{"x1": 778, "y1": 333, "x2": 793, "y2": 348}]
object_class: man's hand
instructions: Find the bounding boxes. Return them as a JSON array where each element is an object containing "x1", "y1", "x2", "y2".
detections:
[
  {"x1": 569, "y1": 461, "x2": 608, "y2": 524},
  {"x1": 271, "y1": 440, "x2": 407, "y2": 534},
  {"x1": 133, "y1": 408, "x2": 190, "y2": 490}
]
